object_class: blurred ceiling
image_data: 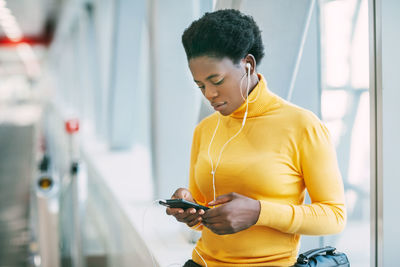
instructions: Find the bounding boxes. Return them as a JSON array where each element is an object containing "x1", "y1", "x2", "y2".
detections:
[
  {"x1": 0, "y1": 0, "x2": 58, "y2": 37},
  {"x1": 0, "y1": 0, "x2": 62, "y2": 78}
]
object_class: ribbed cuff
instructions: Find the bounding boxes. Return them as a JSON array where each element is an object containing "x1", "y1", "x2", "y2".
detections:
[
  {"x1": 255, "y1": 200, "x2": 295, "y2": 232},
  {"x1": 190, "y1": 222, "x2": 203, "y2": 231}
]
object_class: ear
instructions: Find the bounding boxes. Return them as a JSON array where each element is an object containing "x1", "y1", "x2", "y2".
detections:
[{"x1": 242, "y1": 54, "x2": 257, "y2": 75}]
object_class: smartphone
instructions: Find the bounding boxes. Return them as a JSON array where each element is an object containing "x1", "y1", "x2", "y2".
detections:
[{"x1": 159, "y1": 199, "x2": 209, "y2": 211}]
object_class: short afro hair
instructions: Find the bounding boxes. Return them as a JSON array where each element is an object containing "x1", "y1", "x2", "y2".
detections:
[{"x1": 182, "y1": 9, "x2": 265, "y2": 65}]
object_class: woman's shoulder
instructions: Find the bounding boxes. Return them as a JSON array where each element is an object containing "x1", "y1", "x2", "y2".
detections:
[{"x1": 279, "y1": 99, "x2": 323, "y2": 129}]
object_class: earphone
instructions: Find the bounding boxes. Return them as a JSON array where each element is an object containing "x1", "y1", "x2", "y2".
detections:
[
  {"x1": 246, "y1": 62, "x2": 251, "y2": 72},
  {"x1": 207, "y1": 62, "x2": 252, "y2": 202},
  {"x1": 192, "y1": 62, "x2": 253, "y2": 267},
  {"x1": 243, "y1": 62, "x2": 251, "y2": 125},
  {"x1": 145, "y1": 63, "x2": 254, "y2": 267}
]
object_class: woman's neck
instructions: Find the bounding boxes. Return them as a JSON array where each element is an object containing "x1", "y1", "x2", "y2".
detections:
[{"x1": 247, "y1": 72, "x2": 260, "y2": 95}]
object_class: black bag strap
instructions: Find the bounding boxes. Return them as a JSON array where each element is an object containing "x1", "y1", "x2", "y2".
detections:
[{"x1": 297, "y1": 246, "x2": 337, "y2": 264}]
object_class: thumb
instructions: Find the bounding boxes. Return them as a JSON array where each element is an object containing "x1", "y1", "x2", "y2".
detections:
[
  {"x1": 172, "y1": 188, "x2": 192, "y2": 200},
  {"x1": 208, "y1": 193, "x2": 235, "y2": 206}
]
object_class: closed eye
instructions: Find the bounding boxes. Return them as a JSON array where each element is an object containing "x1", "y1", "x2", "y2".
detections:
[
  {"x1": 213, "y1": 79, "x2": 224, "y2": 85},
  {"x1": 195, "y1": 78, "x2": 223, "y2": 91}
]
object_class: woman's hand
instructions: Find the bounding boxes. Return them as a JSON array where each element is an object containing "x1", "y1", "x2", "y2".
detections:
[
  {"x1": 165, "y1": 188, "x2": 205, "y2": 227},
  {"x1": 202, "y1": 192, "x2": 261, "y2": 235}
]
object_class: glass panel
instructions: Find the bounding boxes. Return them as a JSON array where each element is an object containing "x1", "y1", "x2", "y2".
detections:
[
  {"x1": 151, "y1": 0, "x2": 213, "y2": 198},
  {"x1": 319, "y1": 0, "x2": 370, "y2": 266}
]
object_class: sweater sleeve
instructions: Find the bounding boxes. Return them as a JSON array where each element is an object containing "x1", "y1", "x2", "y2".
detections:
[
  {"x1": 188, "y1": 126, "x2": 206, "y2": 231},
  {"x1": 255, "y1": 119, "x2": 346, "y2": 235}
]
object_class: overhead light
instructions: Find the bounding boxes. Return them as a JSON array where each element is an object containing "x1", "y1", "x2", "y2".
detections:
[
  {"x1": 0, "y1": 1, "x2": 23, "y2": 42},
  {"x1": 0, "y1": 0, "x2": 39, "y2": 79}
]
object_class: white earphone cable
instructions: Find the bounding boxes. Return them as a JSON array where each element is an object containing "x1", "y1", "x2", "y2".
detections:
[
  {"x1": 240, "y1": 70, "x2": 260, "y2": 103},
  {"x1": 142, "y1": 67, "x2": 253, "y2": 267},
  {"x1": 191, "y1": 65, "x2": 252, "y2": 267},
  {"x1": 207, "y1": 115, "x2": 221, "y2": 202},
  {"x1": 208, "y1": 64, "x2": 251, "y2": 203},
  {"x1": 193, "y1": 247, "x2": 208, "y2": 267}
]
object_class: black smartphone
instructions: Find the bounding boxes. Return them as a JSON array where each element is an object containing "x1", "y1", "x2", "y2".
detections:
[{"x1": 159, "y1": 199, "x2": 209, "y2": 211}]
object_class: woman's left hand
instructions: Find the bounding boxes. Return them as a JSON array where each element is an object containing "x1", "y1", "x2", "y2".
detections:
[{"x1": 202, "y1": 192, "x2": 261, "y2": 235}]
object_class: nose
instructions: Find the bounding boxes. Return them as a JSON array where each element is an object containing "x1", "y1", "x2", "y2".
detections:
[{"x1": 204, "y1": 86, "x2": 218, "y2": 100}]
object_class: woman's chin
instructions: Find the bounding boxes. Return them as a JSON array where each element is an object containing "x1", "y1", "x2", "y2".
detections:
[{"x1": 218, "y1": 110, "x2": 231, "y2": 116}]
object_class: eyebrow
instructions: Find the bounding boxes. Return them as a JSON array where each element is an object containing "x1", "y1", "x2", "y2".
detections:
[{"x1": 194, "y1": 74, "x2": 220, "y2": 83}]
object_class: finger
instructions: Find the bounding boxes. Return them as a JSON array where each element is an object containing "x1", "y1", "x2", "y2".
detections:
[
  {"x1": 187, "y1": 216, "x2": 203, "y2": 227},
  {"x1": 171, "y1": 193, "x2": 183, "y2": 200},
  {"x1": 172, "y1": 188, "x2": 191, "y2": 200},
  {"x1": 186, "y1": 208, "x2": 197, "y2": 215},
  {"x1": 181, "y1": 209, "x2": 205, "y2": 223},
  {"x1": 181, "y1": 210, "x2": 202, "y2": 223},
  {"x1": 208, "y1": 193, "x2": 235, "y2": 206},
  {"x1": 186, "y1": 209, "x2": 205, "y2": 218},
  {"x1": 202, "y1": 206, "x2": 224, "y2": 220},
  {"x1": 174, "y1": 208, "x2": 198, "y2": 221},
  {"x1": 166, "y1": 207, "x2": 184, "y2": 216}
]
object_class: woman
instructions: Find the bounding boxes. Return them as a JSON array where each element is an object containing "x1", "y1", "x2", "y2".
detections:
[{"x1": 166, "y1": 9, "x2": 346, "y2": 267}]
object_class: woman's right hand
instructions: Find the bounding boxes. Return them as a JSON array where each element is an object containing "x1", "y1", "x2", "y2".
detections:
[{"x1": 165, "y1": 188, "x2": 205, "y2": 227}]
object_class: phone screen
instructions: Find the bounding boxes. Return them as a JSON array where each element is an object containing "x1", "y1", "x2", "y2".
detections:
[{"x1": 159, "y1": 199, "x2": 209, "y2": 210}]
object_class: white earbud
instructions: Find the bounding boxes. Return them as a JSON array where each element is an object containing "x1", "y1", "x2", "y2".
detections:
[
  {"x1": 243, "y1": 63, "x2": 251, "y2": 126},
  {"x1": 246, "y1": 63, "x2": 251, "y2": 74}
]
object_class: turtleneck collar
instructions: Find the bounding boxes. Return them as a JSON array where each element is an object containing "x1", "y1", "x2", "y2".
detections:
[{"x1": 230, "y1": 74, "x2": 279, "y2": 119}]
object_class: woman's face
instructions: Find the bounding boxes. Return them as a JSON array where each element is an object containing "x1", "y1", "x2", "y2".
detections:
[{"x1": 189, "y1": 56, "x2": 247, "y2": 116}]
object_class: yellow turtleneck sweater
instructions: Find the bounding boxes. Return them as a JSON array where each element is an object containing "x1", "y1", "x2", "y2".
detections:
[{"x1": 189, "y1": 74, "x2": 346, "y2": 267}]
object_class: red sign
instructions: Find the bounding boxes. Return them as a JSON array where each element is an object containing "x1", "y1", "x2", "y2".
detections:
[{"x1": 65, "y1": 119, "x2": 80, "y2": 134}]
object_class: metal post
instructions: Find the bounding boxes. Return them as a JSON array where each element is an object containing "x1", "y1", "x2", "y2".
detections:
[
  {"x1": 36, "y1": 175, "x2": 61, "y2": 267},
  {"x1": 65, "y1": 118, "x2": 86, "y2": 267},
  {"x1": 369, "y1": 0, "x2": 382, "y2": 266}
]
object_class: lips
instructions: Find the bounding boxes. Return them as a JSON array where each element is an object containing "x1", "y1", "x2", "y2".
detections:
[{"x1": 211, "y1": 102, "x2": 227, "y2": 111}]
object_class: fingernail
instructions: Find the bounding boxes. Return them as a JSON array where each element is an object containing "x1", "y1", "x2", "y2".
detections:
[
  {"x1": 199, "y1": 210, "x2": 205, "y2": 215},
  {"x1": 190, "y1": 209, "x2": 196, "y2": 214},
  {"x1": 208, "y1": 201, "x2": 214, "y2": 205},
  {"x1": 178, "y1": 210, "x2": 183, "y2": 214}
]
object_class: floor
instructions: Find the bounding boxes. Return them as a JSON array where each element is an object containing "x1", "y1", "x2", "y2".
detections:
[{"x1": 0, "y1": 123, "x2": 36, "y2": 267}]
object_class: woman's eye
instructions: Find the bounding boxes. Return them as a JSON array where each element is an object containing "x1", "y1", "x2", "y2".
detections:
[{"x1": 213, "y1": 79, "x2": 224, "y2": 85}]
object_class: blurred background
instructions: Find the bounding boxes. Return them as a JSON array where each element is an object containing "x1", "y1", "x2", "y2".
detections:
[{"x1": 0, "y1": 0, "x2": 398, "y2": 266}]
